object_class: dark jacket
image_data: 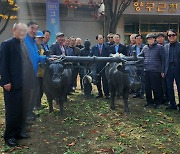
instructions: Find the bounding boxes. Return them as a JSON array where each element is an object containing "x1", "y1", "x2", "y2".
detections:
[
  {"x1": 50, "y1": 42, "x2": 67, "y2": 55},
  {"x1": 79, "y1": 48, "x2": 91, "y2": 67},
  {"x1": 65, "y1": 46, "x2": 73, "y2": 56},
  {"x1": 90, "y1": 44, "x2": 110, "y2": 70},
  {"x1": 70, "y1": 46, "x2": 80, "y2": 56},
  {"x1": 110, "y1": 43, "x2": 127, "y2": 56},
  {"x1": 105, "y1": 41, "x2": 114, "y2": 47},
  {"x1": 130, "y1": 44, "x2": 146, "y2": 70},
  {"x1": 129, "y1": 44, "x2": 145, "y2": 56},
  {"x1": 138, "y1": 43, "x2": 165, "y2": 73},
  {"x1": 164, "y1": 42, "x2": 180, "y2": 75},
  {"x1": 0, "y1": 38, "x2": 23, "y2": 89}
]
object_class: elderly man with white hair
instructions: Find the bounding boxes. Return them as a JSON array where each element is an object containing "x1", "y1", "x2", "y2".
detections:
[{"x1": 0, "y1": 23, "x2": 34, "y2": 146}]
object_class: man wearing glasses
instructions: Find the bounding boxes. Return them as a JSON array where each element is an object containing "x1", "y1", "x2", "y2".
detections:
[
  {"x1": 164, "y1": 29, "x2": 180, "y2": 110},
  {"x1": 106, "y1": 33, "x2": 114, "y2": 46}
]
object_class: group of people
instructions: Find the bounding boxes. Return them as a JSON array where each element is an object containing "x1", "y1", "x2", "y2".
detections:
[
  {"x1": 47, "y1": 29, "x2": 180, "y2": 112},
  {"x1": 0, "y1": 21, "x2": 179, "y2": 147}
]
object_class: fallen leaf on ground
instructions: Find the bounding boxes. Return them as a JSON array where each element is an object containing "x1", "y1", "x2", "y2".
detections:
[
  {"x1": 157, "y1": 112, "x2": 163, "y2": 116},
  {"x1": 68, "y1": 142, "x2": 76, "y2": 146},
  {"x1": 98, "y1": 113, "x2": 108, "y2": 118},
  {"x1": 120, "y1": 133, "x2": 127, "y2": 138},
  {"x1": 96, "y1": 148, "x2": 114, "y2": 153},
  {"x1": 158, "y1": 145, "x2": 165, "y2": 149},
  {"x1": 9, "y1": 148, "x2": 16, "y2": 152},
  {"x1": 142, "y1": 145, "x2": 146, "y2": 149},
  {"x1": 156, "y1": 120, "x2": 165, "y2": 125},
  {"x1": 63, "y1": 137, "x2": 68, "y2": 141},
  {"x1": 90, "y1": 129, "x2": 99, "y2": 134}
]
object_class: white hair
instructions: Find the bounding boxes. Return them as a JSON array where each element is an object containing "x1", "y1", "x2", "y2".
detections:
[{"x1": 13, "y1": 23, "x2": 28, "y2": 29}]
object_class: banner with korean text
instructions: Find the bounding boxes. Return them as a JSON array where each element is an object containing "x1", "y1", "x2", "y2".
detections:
[
  {"x1": 124, "y1": 0, "x2": 180, "y2": 15},
  {"x1": 46, "y1": 0, "x2": 59, "y2": 45}
]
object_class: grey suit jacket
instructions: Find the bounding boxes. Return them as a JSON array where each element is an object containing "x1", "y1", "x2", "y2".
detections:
[{"x1": 50, "y1": 42, "x2": 66, "y2": 55}]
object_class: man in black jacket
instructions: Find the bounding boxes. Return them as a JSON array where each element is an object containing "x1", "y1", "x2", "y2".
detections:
[
  {"x1": 164, "y1": 29, "x2": 180, "y2": 110},
  {"x1": 156, "y1": 32, "x2": 169, "y2": 104},
  {"x1": 110, "y1": 34, "x2": 127, "y2": 55},
  {"x1": 138, "y1": 33, "x2": 165, "y2": 108},
  {"x1": 50, "y1": 32, "x2": 66, "y2": 55},
  {"x1": 0, "y1": 23, "x2": 33, "y2": 146},
  {"x1": 90, "y1": 35, "x2": 110, "y2": 99}
]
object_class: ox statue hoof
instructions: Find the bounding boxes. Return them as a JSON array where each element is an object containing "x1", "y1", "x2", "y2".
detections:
[
  {"x1": 124, "y1": 109, "x2": 130, "y2": 113},
  {"x1": 49, "y1": 109, "x2": 54, "y2": 113},
  {"x1": 124, "y1": 111, "x2": 130, "y2": 116},
  {"x1": 59, "y1": 112, "x2": 63, "y2": 116},
  {"x1": 110, "y1": 105, "x2": 115, "y2": 110}
]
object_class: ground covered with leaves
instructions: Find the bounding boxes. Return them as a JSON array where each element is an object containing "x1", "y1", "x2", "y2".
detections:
[{"x1": 0, "y1": 86, "x2": 180, "y2": 154}]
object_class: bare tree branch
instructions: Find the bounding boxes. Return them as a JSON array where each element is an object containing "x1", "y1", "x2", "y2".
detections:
[{"x1": 0, "y1": 0, "x2": 17, "y2": 35}]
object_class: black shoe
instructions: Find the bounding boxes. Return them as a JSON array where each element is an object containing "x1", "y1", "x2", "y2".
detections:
[
  {"x1": 96, "y1": 94, "x2": 103, "y2": 98},
  {"x1": 26, "y1": 120, "x2": 34, "y2": 125},
  {"x1": 154, "y1": 104, "x2": 160, "y2": 109},
  {"x1": 144, "y1": 103, "x2": 153, "y2": 107},
  {"x1": 140, "y1": 95, "x2": 144, "y2": 99},
  {"x1": 177, "y1": 104, "x2": 180, "y2": 111},
  {"x1": 5, "y1": 138, "x2": 18, "y2": 147},
  {"x1": 27, "y1": 115, "x2": 36, "y2": 121},
  {"x1": 16, "y1": 133, "x2": 30, "y2": 139},
  {"x1": 105, "y1": 95, "x2": 110, "y2": 99},
  {"x1": 166, "y1": 105, "x2": 177, "y2": 110},
  {"x1": 31, "y1": 112, "x2": 39, "y2": 118},
  {"x1": 133, "y1": 94, "x2": 140, "y2": 98}
]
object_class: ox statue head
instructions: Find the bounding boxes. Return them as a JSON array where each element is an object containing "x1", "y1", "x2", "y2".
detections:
[
  {"x1": 46, "y1": 60, "x2": 72, "y2": 88},
  {"x1": 117, "y1": 60, "x2": 141, "y2": 90}
]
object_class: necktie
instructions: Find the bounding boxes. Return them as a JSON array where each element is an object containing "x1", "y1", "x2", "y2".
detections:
[
  {"x1": 60, "y1": 45, "x2": 65, "y2": 55},
  {"x1": 99, "y1": 45, "x2": 102, "y2": 54}
]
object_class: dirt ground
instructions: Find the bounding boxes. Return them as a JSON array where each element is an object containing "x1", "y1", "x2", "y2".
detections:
[{"x1": 0, "y1": 81, "x2": 180, "y2": 154}]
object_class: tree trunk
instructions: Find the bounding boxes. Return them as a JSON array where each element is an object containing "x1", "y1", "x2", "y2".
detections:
[
  {"x1": 103, "y1": 0, "x2": 133, "y2": 39},
  {"x1": 0, "y1": 0, "x2": 16, "y2": 35}
]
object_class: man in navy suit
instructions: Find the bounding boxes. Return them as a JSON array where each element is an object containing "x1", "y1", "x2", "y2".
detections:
[
  {"x1": 164, "y1": 29, "x2": 180, "y2": 110},
  {"x1": 50, "y1": 32, "x2": 67, "y2": 55},
  {"x1": 0, "y1": 23, "x2": 34, "y2": 146},
  {"x1": 111, "y1": 33, "x2": 127, "y2": 56},
  {"x1": 90, "y1": 35, "x2": 110, "y2": 99}
]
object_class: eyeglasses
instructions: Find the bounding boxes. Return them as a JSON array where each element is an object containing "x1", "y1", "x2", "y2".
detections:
[
  {"x1": 168, "y1": 34, "x2": 176, "y2": 37},
  {"x1": 108, "y1": 37, "x2": 113, "y2": 39}
]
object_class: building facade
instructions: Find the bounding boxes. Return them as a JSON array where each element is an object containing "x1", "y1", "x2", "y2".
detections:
[{"x1": 123, "y1": 0, "x2": 180, "y2": 44}]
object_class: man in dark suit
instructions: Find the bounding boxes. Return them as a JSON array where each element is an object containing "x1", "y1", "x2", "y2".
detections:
[
  {"x1": 90, "y1": 35, "x2": 110, "y2": 99},
  {"x1": 110, "y1": 33, "x2": 127, "y2": 55},
  {"x1": 50, "y1": 32, "x2": 67, "y2": 55},
  {"x1": 164, "y1": 29, "x2": 180, "y2": 110},
  {"x1": 126, "y1": 34, "x2": 137, "y2": 56},
  {"x1": 0, "y1": 23, "x2": 33, "y2": 146},
  {"x1": 69, "y1": 36, "x2": 81, "y2": 92}
]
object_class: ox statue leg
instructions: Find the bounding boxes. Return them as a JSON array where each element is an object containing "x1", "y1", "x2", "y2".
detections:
[
  {"x1": 47, "y1": 96, "x2": 53, "y2": 113},
  {"x1": 59, "y1": 96, "x2": 66, "y2": 115},
  {"x1": 110, "y1": 87, "x2": 116, "y2": 110},
  {"x1": 123, "y1": 89, "x2": 129, "y2": 112}
]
